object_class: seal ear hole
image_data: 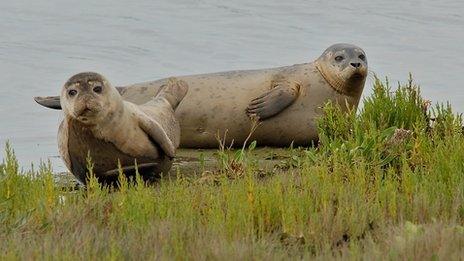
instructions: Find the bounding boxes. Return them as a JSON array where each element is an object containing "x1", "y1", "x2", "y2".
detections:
[
  {"x1": 359, "y1": 54, "x2": 365, "y2": 61},
  {"x1": 335, "y1": 55, "x2": 344, "y2": 62},
  {"x1": 93, "y1": 86, "x2": 103, "y2": 94},
  {"x1": 68, "y1": 89, "x2": 77, "y2": 97}
]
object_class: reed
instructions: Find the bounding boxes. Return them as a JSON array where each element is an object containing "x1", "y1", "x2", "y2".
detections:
[{"x1": 1, "y1": 77, "x2": 463, "y2": 259}]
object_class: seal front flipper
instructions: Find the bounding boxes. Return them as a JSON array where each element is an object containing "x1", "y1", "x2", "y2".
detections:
[
  {"x1": 156, "y1": 77, "x2": 189, "y2": 110},
  {"x1": 58, "y1": 120, "x2": 71, "y2": 170},
  {"x1": 34, "y1": 96, "x2": 62, "y2": 110},
  {"x1": 246, "y1": 80, "x2": 300, "y2": 120},
  {"x1": 138, "y1": 112, "x2": 177, "y2": 158},
  {"x1": 138, "y1": 78, "x2": 188, "y2": 158}
]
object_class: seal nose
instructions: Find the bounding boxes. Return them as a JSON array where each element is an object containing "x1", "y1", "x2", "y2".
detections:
[
  {"x1": 76, "y1": 105, "x2": 91, "y2": 116},
  {"x1": 350, "y1": 62, "x2": 361, "y2": 68}
]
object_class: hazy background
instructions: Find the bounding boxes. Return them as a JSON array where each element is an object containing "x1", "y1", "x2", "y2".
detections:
[{"x1": 1, "y1": 0, "x2": 463, "y2": 171}]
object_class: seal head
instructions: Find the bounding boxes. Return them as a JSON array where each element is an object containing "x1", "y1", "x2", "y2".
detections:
[
  {"x1": 315, "y1": 43, "x2": 368, "y2": 96},
  {"x1": 60, "y1": 72, "x2": 122, "y2": 126}
]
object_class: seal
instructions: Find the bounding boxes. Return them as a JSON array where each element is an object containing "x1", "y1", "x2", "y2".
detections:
[
  {"x1": 36, "y1": 43, "x2": 367, "y2": 148},
  {"x1": 58, "y1": 72, "x2": 188, "y2": 184}
]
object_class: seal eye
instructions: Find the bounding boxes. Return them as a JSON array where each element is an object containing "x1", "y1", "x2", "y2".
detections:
[
  {"x1": 93, "y1": 86, "x2": 103, "y2": 94},
  {"x1": 68, "y1": 89, "x2": 77, "y2": 97},
  {"x1": 335, "y1": 55, "x2": 344, "y2": 62},
  {"x1": 359, "y1": 54, "x2": 365, "y2": 61}
]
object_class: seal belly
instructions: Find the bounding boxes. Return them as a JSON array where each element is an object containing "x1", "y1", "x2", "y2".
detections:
[{"x1": 67, "y1": 120, "x2": 168, "y2": 183}]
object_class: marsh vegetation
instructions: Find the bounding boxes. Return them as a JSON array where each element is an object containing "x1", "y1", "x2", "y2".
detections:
[{"x1": 1, "y1": 77, "x2": 463, "y2": 259}]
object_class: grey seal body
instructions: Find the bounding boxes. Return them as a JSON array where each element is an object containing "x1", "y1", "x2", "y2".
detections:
[
  {"x1": 58, "y1": 73, "x2": 188, "y2": 184},
  {"x1": 37, "y1": 43, "x2": 367, "y2": 148}
]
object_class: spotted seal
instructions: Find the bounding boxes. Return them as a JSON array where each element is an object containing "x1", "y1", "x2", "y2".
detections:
[{"x1": 58, "y1": 72, "x2": 188, "y2": 183}]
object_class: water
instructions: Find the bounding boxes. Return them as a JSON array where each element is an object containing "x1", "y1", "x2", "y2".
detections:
[{"x1": 1, "y1": 0, "x2": 463, "y2": 170}]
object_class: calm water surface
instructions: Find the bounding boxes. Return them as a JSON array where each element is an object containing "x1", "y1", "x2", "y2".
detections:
[{"x1": 0, "y1": 0, "x2": 463, "y2": 170}]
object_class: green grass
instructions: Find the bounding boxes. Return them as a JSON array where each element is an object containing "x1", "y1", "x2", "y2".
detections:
[{"x1": 1, "y1": 76, "x2": 464, "y2": 260}]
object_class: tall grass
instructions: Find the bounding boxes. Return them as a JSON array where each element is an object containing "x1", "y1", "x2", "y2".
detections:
[{"x1": 1, "y1": 77, "x2": 463, "y2": 259}]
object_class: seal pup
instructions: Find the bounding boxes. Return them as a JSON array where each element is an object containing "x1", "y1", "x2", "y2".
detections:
[
  {"x1": 36, "y1": 43, "x2": 367, "y2": 148},
  {"x1": 58, "y1": 72, "x2": 188, "y2": 184}
]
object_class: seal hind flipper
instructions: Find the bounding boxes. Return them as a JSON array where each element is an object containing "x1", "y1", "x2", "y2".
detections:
[
  {"x1": 34, "y1": 87, "x2": 126, "y2": 110},
  {"x1": 34, "y1": 96, "x2": 62, "y2": 110},
  {"x1": 246, "y1": 80, "x2": 300, "y2": 120},
  {"x1": 138, "y1": 112, "x2": 177, "y2": 158}
]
